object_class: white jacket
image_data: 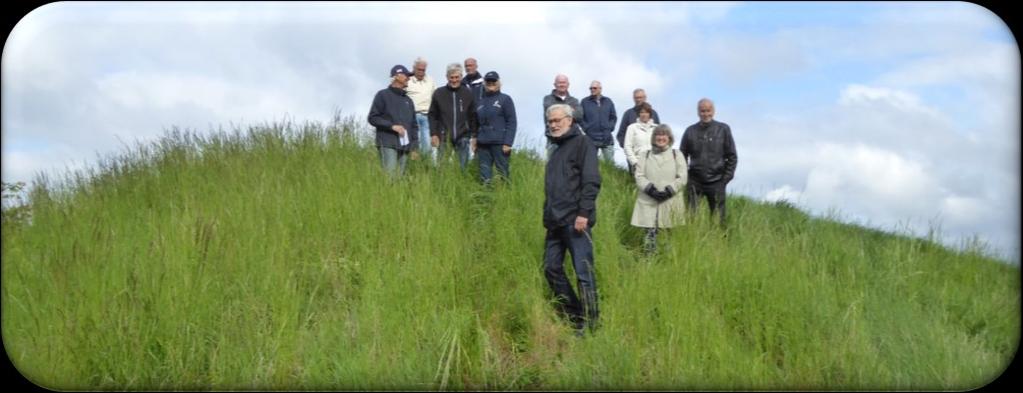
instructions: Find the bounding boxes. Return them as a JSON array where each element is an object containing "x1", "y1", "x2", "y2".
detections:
[
  {"x1": 406, "y1": 74, "x2": 436, "y2": 113},
  {"x1": 631, "y1": 148, "x2": 688, "y2": 228},
  {"x1": 624, "y1": 119, "x2": 658, "y2": 166}
]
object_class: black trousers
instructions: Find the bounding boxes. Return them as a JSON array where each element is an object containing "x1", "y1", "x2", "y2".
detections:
[
  {"x1": 543, "y1": 224, "x2": 599, "y2": 329},
  {"x1": 686, "y1": 180, "x2": 728, "y2": 226}
]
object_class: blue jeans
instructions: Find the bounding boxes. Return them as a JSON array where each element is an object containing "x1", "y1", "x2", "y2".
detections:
[
  {"x1": 543, "y1": 224, "x2": 599, "y2": 331},
  {"x1": 378, "y1": 146, "x2": 409, "y2": 178},
  {"x1": 477, "y1": 143, "x2": 510, "y2": 184},
  {"x1": 438, "y1": 137, "x2": 472, "y2": 171},
  {"x1": 596, "y1": 145, "x2": 614, "y2": 163},
  {"x1": 415, "y1": 113, "x2": 432, "y2": 160}
]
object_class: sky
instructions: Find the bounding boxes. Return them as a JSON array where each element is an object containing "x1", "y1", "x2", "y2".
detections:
[{"x1": 2, "y1": 1, "x2": 1019, "y2": 263}]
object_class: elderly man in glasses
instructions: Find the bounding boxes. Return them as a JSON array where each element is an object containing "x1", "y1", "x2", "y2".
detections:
[{"x1": 580, "y1": 80, "x2": 618, "y2": 163}]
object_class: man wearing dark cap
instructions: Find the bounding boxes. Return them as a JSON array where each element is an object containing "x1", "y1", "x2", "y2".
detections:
[
  {"x1": 368, "y1": 64, "x2": 419, "y2": 178},
  {"x1": 475, "y1": 71, "x2": 518, "y2": 184}
]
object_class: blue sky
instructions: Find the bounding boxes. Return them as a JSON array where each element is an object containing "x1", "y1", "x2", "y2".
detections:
[{"x1": 2, "y1": 1, "x2": 1019, "y2": 262}]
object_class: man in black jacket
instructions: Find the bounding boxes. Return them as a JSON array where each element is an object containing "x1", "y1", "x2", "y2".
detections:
[
  {"x1": 367, "y1": 64, "x2": 418, "y2": 178},
  {"x1": 429, "y1": 63, "x2": 479, "y2": 171},
  {"x1": 679, "y1": 98, "x2": 738, "y2": 226},
  {"x1": 543, "y1": 103, "x2": 602, "y2": 336}
]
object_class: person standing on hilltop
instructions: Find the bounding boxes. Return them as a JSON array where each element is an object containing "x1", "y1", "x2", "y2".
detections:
[
  {"x1": 406, "y1": 57, "x2": 436, "y2": 163},
  {"x1": 631, "y1": 124, "x2": 687, "y2": 254},
  {"x1": 623, "y1": 102, "x2": 658, "y2": 175},
  {"x1": 474, "y1": 71, "x2": 517, "y2": 185},
  {"x1": 429, "y1": 63, "x2": 479, "y2": 171},
  {"x1": 616, "y1": 88, "x2": 661, "y2": 172},
  {"x1": 463, "y1": 57, "x2": 485, "y2": 102},
  {"x1": 542, "y1": 74, "x2": 584, "y2": 158},
  {"x1": 580, "y1": 80, "x2": 617, "y2": 163},
  {"x1": 542, "y1": 103, "x2": 601, "y2": 337},
  {"x1": 367, "y1": 64, "x2": 419, "y2": 178},
  {"x1": 680, "y1": 98, "x2": 737, "y2": 227}
]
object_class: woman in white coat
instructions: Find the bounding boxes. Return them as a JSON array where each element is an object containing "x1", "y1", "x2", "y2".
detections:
[
  {"x1": 631, "y1": 124, "x2": 688, "y2": 254},
  {"x1": 623, "y1": 102, "x2": 658, "y2": 175}
]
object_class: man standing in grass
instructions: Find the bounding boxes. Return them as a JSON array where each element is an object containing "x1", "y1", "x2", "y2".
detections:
[
  {"x1": 580, "y1": 80, "x2": 617, "y2": 163},
  {"x1": 406, "y1": 57, "x2": 436, "y2": 163},
  {"x1": 429, "y1": 63, "x2": 479, "y2": 171},
  {"x1": 542, "y1": 103, "x2": 601, "y2": 336},
  {"x1": 543, "y1": 74, "x2": 584, "y2": 158},
  {"x1": 680, "y1": 98, "x2": 737, "y2": 226},
  {"x1": 368, "y1": 64, "x2": 418, "y2": 178}
]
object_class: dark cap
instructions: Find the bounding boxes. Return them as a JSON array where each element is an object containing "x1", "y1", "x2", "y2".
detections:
[
  {"x1": 390, "y1": 64, "x2": 411, "y2": 77},
  {"x1": 484, "y1": 71, "x2": 500, "y2": 82}
]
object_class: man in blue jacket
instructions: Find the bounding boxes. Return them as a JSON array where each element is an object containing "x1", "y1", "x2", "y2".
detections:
[
  {"x1": 543, "y1": 103, "x2": 602, "y2": 336},
  {"x1": 475, "y1": 71, "x2": 517, "y2": 184},
  {"x1": 580, "y1": 80, "x2": 617, "y2": 163},
  {"x1": 367, "y1": 64, "x2": 418, "y2": 178}
]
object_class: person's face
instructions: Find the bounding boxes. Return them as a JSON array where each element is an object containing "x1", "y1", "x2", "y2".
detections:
[
  {"x1": 484, "y1": 80, "x2": 499, "y2": 93},
  {"x1": 653, "y1": 133, "x2": 670, "y2": 148},
  {"x1": 447, "y1": 73, "x2": 463, "y2": 88},
  {"x1": 394, "y1": 73, "x2": 409, "y2": 88},
  {"x1": 589, "y1": 83, "x2": 602, "y2": 97},
  {"x1": 633, "y1": 91, "x2": 647, "y2": 106},
  {"x1": 554, "y1": 77, "x2": 569, "y2": 95},
  {"x1": 639, "y1": 110, "x2": 651, "y2": 122},
  {"x1": 546, "y1": 110, "x2": 572, "y2": 136},
  {"x1": 464, "y1": 60, "x2": 478, "y2": 75},
  {"x1": 698, "y1": 102, "x2": 715, "y2": 123},
  {"x1": 414, "y1": 63, "x2": 426, "y2": 79}
]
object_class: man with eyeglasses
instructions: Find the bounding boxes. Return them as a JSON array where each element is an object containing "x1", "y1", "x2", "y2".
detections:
[
  {"x1": 580, "y1": 80, "x2": 617, "y2": 163},
  {"x1": 542, "y1": 103, "x2": 601, "y2": 337}
]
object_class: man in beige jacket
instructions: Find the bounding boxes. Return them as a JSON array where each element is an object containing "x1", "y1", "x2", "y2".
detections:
[{"x1": 406, "y1": 57, "x2": 436, "y2": 162}]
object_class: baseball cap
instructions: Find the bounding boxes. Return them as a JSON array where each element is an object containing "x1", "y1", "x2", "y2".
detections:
[
  {"x1": 484, "y1": 71, "x2": 500, "y2": 82},
  {"x1": 390, "y1": 64, "x2": 411, "y2": 77}
]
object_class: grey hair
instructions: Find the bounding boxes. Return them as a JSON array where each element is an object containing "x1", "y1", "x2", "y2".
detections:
[
  {"x1": 413, "y1": 57, "x2": 428, "y2": 67},
  {"x1": 546, "y1": 103, "x2": 573, "y2": 119},
  {"x1": 633, "y1": 88, "x2": 646, "y2": 95},
  {"x1": 446, "y1": 63, "x2": 463, "y2": 76},
  {"x1": 651, "y1": 124, "x2": 674, "y2": 145},
  {"x1": 698, "y1": 97, "x2": 714, "y2": 108}
]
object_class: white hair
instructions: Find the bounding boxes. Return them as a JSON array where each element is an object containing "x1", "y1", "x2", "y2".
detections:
[
  {"x1": 413, "y1": 57, "x2": 428, "y2": 67},
  {"x1": 446, "y1": 63, "x2": 463, "y2": 76},
  {"x1": 546, "y1": 103, "x2": 573, "y2": 119}
]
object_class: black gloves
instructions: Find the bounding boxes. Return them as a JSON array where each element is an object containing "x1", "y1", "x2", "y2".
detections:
[
  {"x1": 663, "y1": 186, "x2": 676, "y2": 199},
  {"x1": 644, "y1": 183, "x2": 659, "y2": 199}
]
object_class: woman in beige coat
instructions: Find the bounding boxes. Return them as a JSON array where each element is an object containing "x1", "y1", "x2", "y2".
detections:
[{"x1": 631, "y1": 124, "x2": 688, "y2": 254}]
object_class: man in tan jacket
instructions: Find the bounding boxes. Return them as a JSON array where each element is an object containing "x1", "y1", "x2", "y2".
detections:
[{"x1": 406, "y1": 57, "x2": 436, "y2": 162}]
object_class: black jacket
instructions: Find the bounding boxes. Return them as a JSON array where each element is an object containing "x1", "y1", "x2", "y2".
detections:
[
  {"x1": 679, "y1": 120, "x2": 737, "y2": 184},
  {"x1": 580, "y1": 95, "x2": 617, "y2": 147},
  {"x1": 428, "y1": 84, "x2": 478, "y2": 144},
  {"x1": 544, "y1": 124, "x2": 601, "y2": 229},
  {"x1": 464, "y1": 72, "x2": 485, "y2": 102},
  {"x1": 367, "y1": 86, "x2": 419, "y2": 150}
]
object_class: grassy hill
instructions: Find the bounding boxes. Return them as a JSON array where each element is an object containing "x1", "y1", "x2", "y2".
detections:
[{"x1": 2, "y1": 117, "x2": 1018, "y2": 390}]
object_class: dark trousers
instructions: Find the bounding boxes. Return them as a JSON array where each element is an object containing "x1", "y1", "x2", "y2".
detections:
[
  {"x1": 543, "y1": 224, "x2": 599, "y2": 330},
  {"x1": 477, "y1": 143, "x2": 510, "y2": 184},
  {"x1": 686, "y1": 180, "x2": 728, "y2": 226}
]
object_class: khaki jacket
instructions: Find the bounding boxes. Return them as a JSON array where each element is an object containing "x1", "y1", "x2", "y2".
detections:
[
  {"x1": 631, "y1": 148, "x2": 688, "y2": 228},
  {"x1": 406, "y1": 75, "x2": 436, "y2": 113}
]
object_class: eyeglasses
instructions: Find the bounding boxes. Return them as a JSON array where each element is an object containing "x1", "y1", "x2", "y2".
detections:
[
  {"x1": 415, "y1": 68, "x2": 426, "y2": 71},
  {"x1": 546, "y1": 116, "x2": 568, "y2": 125},
  {"x1": 589, "y1": 87, "x2": 600, "y2": 90}
]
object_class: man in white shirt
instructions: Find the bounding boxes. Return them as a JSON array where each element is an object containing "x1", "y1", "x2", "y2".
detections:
[{"x1": 406, "y1": 57, "x2": 436, "y2": 162}]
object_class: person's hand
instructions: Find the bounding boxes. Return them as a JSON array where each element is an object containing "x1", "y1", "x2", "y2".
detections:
[
  {"x1": 574, "y1": 216, "x2": 589, "y2": 232},
  {"x1": 391, "y1": 125, "x2": 406, "y2": 137},
  {"x1": 502, "y1": 145, "x2": 512, "y2": 155},
  {"x1": 431, "y1": 135, "x2": 440, "y2": 147},
  {"x1": 471, "y1": 138, "x2": 478, "y2": 153},
  {"x1": 644, "y1": 183, "x2": 659, "y2": 199},
  {"x1": 664, "y1": 186, "x2": 676, "y2": 199}
]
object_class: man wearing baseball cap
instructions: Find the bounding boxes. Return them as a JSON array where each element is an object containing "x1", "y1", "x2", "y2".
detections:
[{"x1": 368, "y1": 64, "x2": 419, "y2": 177}]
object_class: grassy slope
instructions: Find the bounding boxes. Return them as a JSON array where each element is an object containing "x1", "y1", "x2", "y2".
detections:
[{"x1": 2, "y1": 119, "x2": 1019, "y2": 390}]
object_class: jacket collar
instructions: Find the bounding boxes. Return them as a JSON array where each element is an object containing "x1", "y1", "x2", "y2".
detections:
[
  {"x1": 388, "y1": 86, "x2": 407, "y2": 95},
  {"x1": 547, "y1": 123, "x2": 583, "y2": 144}
]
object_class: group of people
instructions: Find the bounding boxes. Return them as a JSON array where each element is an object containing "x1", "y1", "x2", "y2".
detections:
[
  {"x1": 367, "y1": 57, "x2": 517, "y2": 185},
  {"x1": 368, "y1": 58, "x2": 738, "y2": 336}
]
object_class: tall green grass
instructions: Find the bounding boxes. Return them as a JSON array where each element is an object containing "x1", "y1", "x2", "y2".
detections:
[{"x1": 2, "y1": 117, "x2": 1018, "y2": 390}]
